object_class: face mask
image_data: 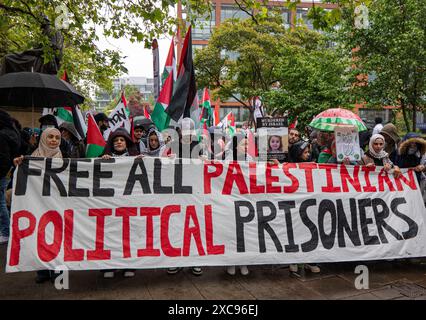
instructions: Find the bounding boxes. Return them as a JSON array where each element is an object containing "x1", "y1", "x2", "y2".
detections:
[{"x1": 408, "y1": 146, "x2": 417, "y2": 155}]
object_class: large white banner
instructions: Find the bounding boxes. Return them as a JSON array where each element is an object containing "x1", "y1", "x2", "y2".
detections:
[{"x1": 6, "y1": 157, "x2": 426, "y2": 272}]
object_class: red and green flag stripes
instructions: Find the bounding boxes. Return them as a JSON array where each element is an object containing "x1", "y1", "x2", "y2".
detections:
[
  {"x1": 199, "y1": 88, "x2": 213, "y2": 129},
  {"x1": 86, "y1": 113, "x2": 106, "y2": 158},
  {"x1": 151, "y1": 68, "x2": 174, "y2": 131}
]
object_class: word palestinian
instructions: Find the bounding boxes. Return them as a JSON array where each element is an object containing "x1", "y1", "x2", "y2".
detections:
[{"x1": 15, "y1": 158, "x2": 418, "y2": 197}]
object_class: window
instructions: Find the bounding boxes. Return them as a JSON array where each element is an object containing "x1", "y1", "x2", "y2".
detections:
[
  {"x1": 193, "y1": 6, "x2": 216, "y2": 40},
  {"x1": 281, "y1": 9, "x2": 290, "y2": 29},
  {"x1": 219, "y1": 106, "x2": 249, "y2": 123},
  {"x1": 296, "y1": 8, "x2": 314, "y2": 29},
  {"x1": 220, "y1": 49, "x2": 240, "y2": 61},
  {"x1": 220, "y1": 5, "x2": 250, "y2": 22}
]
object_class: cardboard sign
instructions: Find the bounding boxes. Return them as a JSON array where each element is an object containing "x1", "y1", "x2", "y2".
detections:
[{"x1": 334, "y1": 126, "x2": 361, "y2": 162}]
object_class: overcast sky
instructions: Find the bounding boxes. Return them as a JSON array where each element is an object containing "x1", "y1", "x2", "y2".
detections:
[{"x1": 96, "y1": 34, "x2": 173, "y2": 79}]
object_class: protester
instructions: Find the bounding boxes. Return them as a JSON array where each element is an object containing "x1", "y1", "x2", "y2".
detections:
[
  {"x1": 288, "y1": 140, "x2": 311, "y2": 163},
  {"x1": 13, "y1": 127, "x2": 61, "y2": 283},
  {"x1": 380, "y1": 123, "x2": 400, "y2": 163},
  {"x1": 101, "y1": 128, "x2": 139, "y2": 278},
  {"x1": 287, "y1": 140, "x2": 321, "y2": 275},
  {"x1": 167, "y1": 118, "x2": 203, "y2": 276},
  {"x1": 142, "y1": 127, "x2": 170, "y2": 157},
  {"x1": 288, "y1": 128, "x2": 301, "y2": 149},
  {"x1": 359, "y1": 128, "x2": 372, "y2": 153},
  {"x1": 94, "y1": 112, "x2": 110, "y2": 136},
  {"x1": 133, "y1": 119, "x2": 145, "y2": 153},
  {"x1": 308, "y1": 130, "x2": 321, "y2": 162},
  {"x1": 359, "y1": 134, "x2": 394, "y2": 171},
  {"x1": 372, "y1": 117, "x2": 384, "y2": 135},
  {"x1": 225, "y1": 134, "x2": 251, "y2": 276},
  {"x1": 0, "y1": 110, "x2": 21, "y2": 244},
  {"x1": 39, "y1": 114, "x2": 59, "y2": 130},
  {"x1": 59, "y1": 122, "x2": 85, "y2": 158},
  {"x1": 396, "y1": 133, "x2": 426, "y2": 183},
  {"x1": 316, "y1": 131, "x2": 334, "y2": 163}
]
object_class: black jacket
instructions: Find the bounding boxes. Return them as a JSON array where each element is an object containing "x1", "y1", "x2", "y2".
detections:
[{"x1": 0, "y1": 126, "x2": 21, "y2": 178}]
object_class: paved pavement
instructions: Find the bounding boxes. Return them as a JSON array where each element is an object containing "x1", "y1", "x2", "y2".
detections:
[{"x1": 2, "y1": 245, "x2": 426, "y2": 300}]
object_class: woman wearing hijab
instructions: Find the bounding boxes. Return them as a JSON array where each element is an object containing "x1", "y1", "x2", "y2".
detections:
[
  {"x1": 360, "y1": 134, "x2": 394, "y2": 170},
  {"x1": 142, "y1": 127, "x2": 170, "y2": 157},
  {"x1": 13, "y1": 127, "x2": 62, "y2": 284},
  {"x1": 14, "y1": 127, "x2": 62, "y2": 164}
]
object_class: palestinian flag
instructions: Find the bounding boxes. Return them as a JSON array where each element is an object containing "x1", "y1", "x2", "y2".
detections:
[
  {"x1": 86, "y1": 113, "x2": 106, "y2": 158},
  {"x1": 219, "y1": 112, "x2": 236, "y2": 136},
  {"x1": 56, "y1": 106, "x2": 74, "y2": 123},
  {"x1": 214, "y1": 105, "x2": 220, "y2": 126},
  {"x1": 199, "y1": 88, "x2": 213, "y2": 129},
  {"x1": 166, "y1": 26, "x2": 196, "y2": 121},
  {"x1": 246, "y1": 128, "x2": 257, "y2": 158},
  {"x1": 161, "y1": 37, "x2": 176, "y2": 85},
  {"x1": 144, "y1": 105, "x2": 151, "y2": 119},
  {"x1": 289, "y1": 116, "x2": 298, "y2": 129},
  {"x1": 151, "y1": 69, "x2": 173, "y2": 131},
  {"x1": 56, "y1": 70, "x2": 87, "y2": 139}
]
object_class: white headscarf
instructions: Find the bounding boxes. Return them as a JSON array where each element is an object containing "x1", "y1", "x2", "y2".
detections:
[
  {"x1": 32, "y1": 127, "x2": 62, "y2": 158},
  {"x1": 368, "y1": 134, "x2": 388, "y2": 159}
]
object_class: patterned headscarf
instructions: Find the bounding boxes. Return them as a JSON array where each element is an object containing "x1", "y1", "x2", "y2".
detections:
[{"x1": 368, "y1": 134, "x2": 388, "y2": 159}]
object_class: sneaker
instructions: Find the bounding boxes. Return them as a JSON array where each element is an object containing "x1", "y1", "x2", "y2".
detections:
[
  {"x1": 240, "y1": 265, "x2": 249, "y2": 276},
  {"x1": 0, "y1": 235, "x2": 8, "y2": 245},
  {"x1": 167, "y1": 267, "x2": 182, "y2": 275},
  {"x1": 226, "y1": 266, "x2": 236, "y2": 275},
  {"x1": 305, "y1": 264, "x2": 321, "y2": 273},
  {"x1": 191, "y1": 267, "x2": 203, "y2": 276},
  {"x1": 123, "y1": 271, "x2": 135, "y2": 278},
  {"x1": 103, "y1": 271, "x2": 115, "y2": 279},
  {"x1": 289, "y1": 264, "x2": 298, "y2": 273}
]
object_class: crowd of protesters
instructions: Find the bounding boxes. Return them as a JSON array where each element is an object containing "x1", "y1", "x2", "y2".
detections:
[{"x1": 1, "y1": 109, "x2": 426, "y2": 283}]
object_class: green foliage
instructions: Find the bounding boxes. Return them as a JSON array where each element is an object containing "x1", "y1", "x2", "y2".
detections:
[
  {"x1": 0, "y1": 0, "x2": 210, "y2": 107},
  {"x1": 194, "y1": 18, "x2": 288, "y2": 112},
  {"x1": 194, "y1": 17, "x2": 354, "y2": 128},
  {"x1": 263, "y1": 30, "x2": 354, "y2": 129},
  {"x1": 308, "y1": 0, "x2": 426, "y2": 131}
]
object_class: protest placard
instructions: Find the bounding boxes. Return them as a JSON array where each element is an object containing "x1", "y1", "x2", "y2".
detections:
[
  {"x1": 334, "y1": 126, "x2": 361, "y2": 162},
  {"x1": 257, "y1": 117, "x2": 288, "y2": 161}
]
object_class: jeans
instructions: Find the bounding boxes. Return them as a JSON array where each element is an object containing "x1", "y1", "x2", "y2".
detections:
[{"x1": 0, "y1": 176, "x2": 10, "y2": 237}]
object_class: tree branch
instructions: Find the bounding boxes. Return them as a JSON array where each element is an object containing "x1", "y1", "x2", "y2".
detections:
[
  {"x1": 0, "y1": 3, "x2": 38, "y2": 20},
  {"x1": 235, "y1": 0, "x2": 259, "y2": 25}
]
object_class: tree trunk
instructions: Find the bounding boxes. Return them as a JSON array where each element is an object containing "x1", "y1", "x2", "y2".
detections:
[
  {"x1": 401, "y1": 101, "x2": 411, "y2": 132},
  {"x1": 412, "y1": 104, "x2": 417, "y2": 132}
]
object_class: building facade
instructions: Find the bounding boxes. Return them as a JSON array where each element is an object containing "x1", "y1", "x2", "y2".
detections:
[
  {"x1": 177, "y1": 0, "x2": 337, "y2": 124},
  {"x1": 94, "y1": 76, "x2": 154, "y2": 111}
]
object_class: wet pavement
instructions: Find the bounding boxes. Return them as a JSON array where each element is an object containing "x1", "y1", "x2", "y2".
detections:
[{"x1": 2, "y1": 244, "x2": 426, "y2": 300}]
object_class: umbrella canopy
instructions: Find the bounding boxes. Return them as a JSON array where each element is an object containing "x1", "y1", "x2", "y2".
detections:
[
  {"x1": 309, "y1": 108, "x2": 367, "y2": 132},
  {"x1": 0, "y1": 72, "x2": 84, "y2": 108}
]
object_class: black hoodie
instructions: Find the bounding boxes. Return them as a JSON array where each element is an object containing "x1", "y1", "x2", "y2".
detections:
[{"x1": 0, "y1": 111, "x2": 21, "y2": 178}]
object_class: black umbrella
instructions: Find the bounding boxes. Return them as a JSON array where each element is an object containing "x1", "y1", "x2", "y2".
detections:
[{"x1": 0, "y1": 72, "x2": 84, "y2": 108}]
